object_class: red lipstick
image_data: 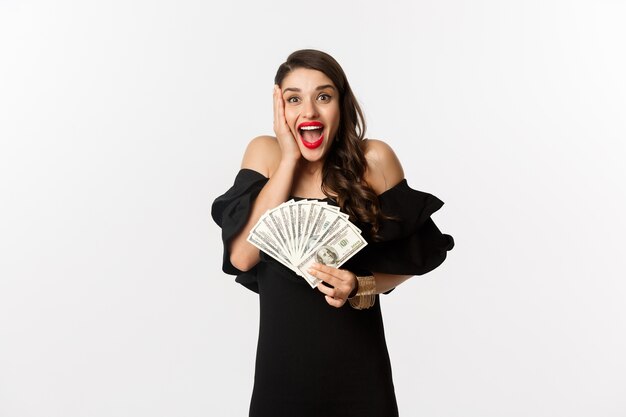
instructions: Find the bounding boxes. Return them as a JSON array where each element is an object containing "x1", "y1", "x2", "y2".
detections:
[
  {"x1": 298, "y1": 121, "x2": 324, "y2": 129},
  {"x1": 298, "y1": 121, "x2": 325, "y2": 150}
]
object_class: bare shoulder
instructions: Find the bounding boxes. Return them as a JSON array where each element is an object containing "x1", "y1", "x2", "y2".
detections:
[
  {"x1": 240, "y1": 135, "x2": 281, "y2": 178},
  {"x1": 362, "y1": 139, "x2": 405, "y2": 195}
]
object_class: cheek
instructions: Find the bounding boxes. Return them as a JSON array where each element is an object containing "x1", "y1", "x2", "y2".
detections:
[
  {"x1": 328, "y1": 107, "x2": 340, "y2": 129},
  {"x1": 329, "y1": 113, "x2": 341, "y2": 137}
]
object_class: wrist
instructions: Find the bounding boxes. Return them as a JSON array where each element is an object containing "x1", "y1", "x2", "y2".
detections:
[
  {"x1": 348, "y1": 275, "x2": 359, "y2": 298},
  {"x1": 278, "y1": 157, "x2": 299, "y2": 171},
  {"x1": 348, "y1": 275, "x2": 376, "y2": 310}
]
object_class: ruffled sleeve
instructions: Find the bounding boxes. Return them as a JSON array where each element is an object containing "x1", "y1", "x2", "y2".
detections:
[
  {"x1": 345, "y1": 179, "x2": 454, "y2": 293},
  {"x1": 211, "y1": 168, "x2": 269, "y2": 293},
  {"x1": 212, "y1": 172, "x2": 453, "y2": 294}
]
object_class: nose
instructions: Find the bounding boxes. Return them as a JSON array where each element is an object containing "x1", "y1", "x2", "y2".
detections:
[{"x1": 302, "y1": 98, "x2": 319, "y2": 119}]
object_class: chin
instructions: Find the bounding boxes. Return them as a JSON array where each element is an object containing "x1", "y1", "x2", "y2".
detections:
[
  {"x1": 299, "y1": 143, "x2": 331, "y2": 162},
  {"x1": 300, "y1": 152, "x2": 325, "y2": 163}
]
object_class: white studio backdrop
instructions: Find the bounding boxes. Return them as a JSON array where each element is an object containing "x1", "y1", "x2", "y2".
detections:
[{"x1": 1, "y1": 1, "x2": 625, "y2": 416}]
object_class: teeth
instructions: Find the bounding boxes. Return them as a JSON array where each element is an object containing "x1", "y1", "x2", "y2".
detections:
[{"x1": 300, "y1": 125, "x2": 323, "y2": 130}]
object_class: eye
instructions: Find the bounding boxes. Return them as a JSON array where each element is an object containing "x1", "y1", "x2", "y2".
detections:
[
  {"x1": 286, "y1": 96, "x2": 300, "y2": 104},
  {"x1": 318, "y1": 93, "x2": 332, "y2": 102}
]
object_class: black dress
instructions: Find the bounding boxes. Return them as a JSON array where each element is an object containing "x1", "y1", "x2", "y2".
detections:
[{"x1": 211, "y1": 169, "x2": 454, "y2": 417}]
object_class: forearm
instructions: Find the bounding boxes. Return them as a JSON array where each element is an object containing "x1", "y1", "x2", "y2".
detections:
[
  {"x1": 371, "y1": 272, "x2": 412, "y2": 294},
  {"x1": 229, "y1": 160, "x2": 297, "y2": 271}
]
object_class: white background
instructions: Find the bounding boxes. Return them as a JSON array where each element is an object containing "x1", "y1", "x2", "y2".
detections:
[{"x1": 1, "y1": 1, "x2": 625, "y2": 416}]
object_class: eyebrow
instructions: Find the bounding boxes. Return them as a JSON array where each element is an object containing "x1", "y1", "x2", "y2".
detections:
[{"x1": 282, "y1": 85, "x2": 336, "y2": 94}]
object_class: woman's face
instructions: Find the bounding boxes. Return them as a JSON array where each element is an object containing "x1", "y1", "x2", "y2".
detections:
[{"x1": 280, "y1": 68, "x2": 340, "y2": 162}]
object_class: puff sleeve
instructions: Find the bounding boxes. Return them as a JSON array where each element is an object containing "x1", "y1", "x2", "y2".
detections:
[
  {"x1": 346, "y1": 179, "x2": 454, "y2": 288},
  {"x1": 211, "y1": 168, "x2": 269, "y2": 293}
]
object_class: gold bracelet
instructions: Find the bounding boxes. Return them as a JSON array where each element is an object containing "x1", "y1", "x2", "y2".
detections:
[{"x1": 348, "y1": 275, "x2": 376, "y2": 310}]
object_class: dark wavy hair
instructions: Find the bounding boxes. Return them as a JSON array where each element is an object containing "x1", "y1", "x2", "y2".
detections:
[{"x1": 274, "y1": 49, "x2": 388, "y2": 240}]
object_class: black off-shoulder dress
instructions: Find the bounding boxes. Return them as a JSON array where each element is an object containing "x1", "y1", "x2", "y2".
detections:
[{"x1": 211, "y1": 169, "x2": 454, "y2": 417}]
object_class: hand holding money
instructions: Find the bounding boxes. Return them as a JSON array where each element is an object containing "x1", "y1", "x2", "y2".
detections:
[
  {"x1": 307, "y1": 262, "x2": 358, "y2": 308},
  {"x1": 247, "y1": 199, "x2": 367, "y2": 288}
]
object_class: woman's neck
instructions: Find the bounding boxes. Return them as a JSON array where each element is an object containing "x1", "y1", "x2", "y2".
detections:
[
  {"x1": 291, "y1": 159, "x2": 327, "y2": 198},
  {"x1": 297, "y1": 159, "x2": 324, "y2": 179}
]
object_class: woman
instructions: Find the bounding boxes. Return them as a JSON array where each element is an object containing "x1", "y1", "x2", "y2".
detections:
[{"x1": 212, "y1": 49, "x2": 454, "y2": 417}]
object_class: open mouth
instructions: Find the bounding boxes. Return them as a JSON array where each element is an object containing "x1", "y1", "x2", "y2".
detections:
[{"x1": 298, "y1": 122, "x2": 325, "y2": 149}]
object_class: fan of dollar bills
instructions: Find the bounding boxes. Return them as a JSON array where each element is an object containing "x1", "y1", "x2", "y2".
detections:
[{"x1": 247, "y1": 200, "x2": 368, "y2": 288}]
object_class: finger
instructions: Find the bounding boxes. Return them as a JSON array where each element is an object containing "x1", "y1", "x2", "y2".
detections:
[
  {"x1": 310, "y1": 263, "x2": 354, "y2": 285},
  {"x1": 308, "y1": 266, "x2": 341, "y2": 287},
  {"x1": 276, "y1": 87, "x2": 288, "y2": 129},
  {"x1": 273, "y1": 86, "x2": 290, "y2": 138},
  {"x1": 314, "y1": 273, "x2": 354, "y2": 302},
  {"x1": 316, "y1": 281, "x2": 336, "y2": 298},
  {"x1": 310, "y1": 262, "x2": 341, "y2": 276},
  {"x1": 325, "y1": 295, "x2": 345, "y2": 308},
  {"x1": 273, "y1": 85, "x2": 279, "y2": 129}
]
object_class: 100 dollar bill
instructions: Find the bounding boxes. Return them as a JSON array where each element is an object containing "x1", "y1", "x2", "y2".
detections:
[{"x1": 297, "y1": 222, "x2": 367, "y2": 288}]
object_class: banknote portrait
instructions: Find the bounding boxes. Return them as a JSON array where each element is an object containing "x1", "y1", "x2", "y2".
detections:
[{"x1": 315, "y1": 246, "x2": 338, "y2": 266}]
